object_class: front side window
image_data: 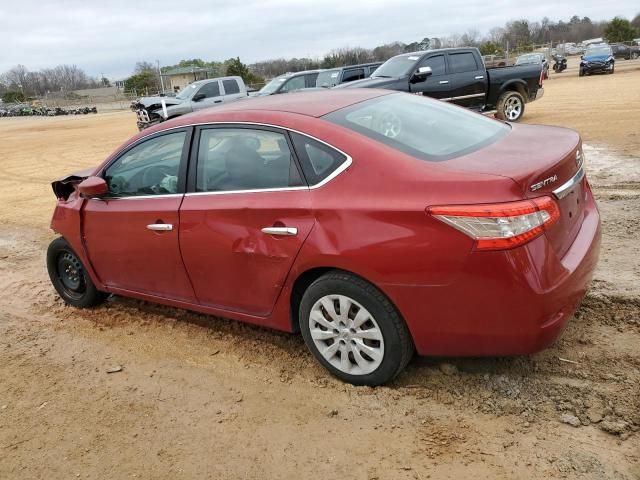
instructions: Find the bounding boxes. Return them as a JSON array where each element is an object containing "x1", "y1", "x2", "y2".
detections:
[
  {"x1": 448, "y1": 53, "x2": 478, "y2": 73},
  {"x1": 104, "y1": 131, "x2": 186, "y2": 196},
  {"x1": 198, "y1": 81, "x2": 220, "y2": 98},
  {"x1": 324, "y1": 93, "x2": 509, "y2": 161},
  {"x1": 419, "y1": 55, "x2": 446, "y2": 76},
  {"x1": 281, "y1": 76, "x2": 305, "y2": 93},
  {"x1": 196, "y1": 128, "x2": 303, "y2": 192},
  {"x1": 222, "y1": 79, "x2": 240, "y2": 95}
]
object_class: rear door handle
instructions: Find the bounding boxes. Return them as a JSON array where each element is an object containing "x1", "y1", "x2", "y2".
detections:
[
  {"x1": 214, "y1": 100, "x2": 222, "y2": 103},
  {"x1": 261, "y1": 227, "x2": 297, "y2": 236},
  {"x1": 147, "y1": 223, "x2": 173, "y2": 231},
  {"x1": 475, "y1": 75, "x2": 484, "y2": 80},
  {"x1": 439, "y1": 80, "x2": 449, "y2": 84}
]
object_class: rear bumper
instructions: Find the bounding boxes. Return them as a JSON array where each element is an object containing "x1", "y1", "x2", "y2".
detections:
[{"x1": 381, "y1": 190, "x2": 601, "y2": 357}]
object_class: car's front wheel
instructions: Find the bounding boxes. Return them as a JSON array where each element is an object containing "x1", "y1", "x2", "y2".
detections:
[
  {"x1": 47, "y1": 237, "x2": 108, "y2": 308},
  {"x1": 299, "y1": 271, "x2": 413, "y2": 386}
]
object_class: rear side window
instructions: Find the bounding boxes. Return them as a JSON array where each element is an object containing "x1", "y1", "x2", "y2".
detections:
[
  {"x1": 290, "y1": 132, "x2": 347, "y2": 185},
  {"x1": 196, "y1": 128, "x2": 303, "y2": 192},
  {"x1": 198, "y1": 82, "x2": 220, "y2": 98},
  {"x1": 222, "y1": 79, "x2": 240, "y2": 95},
  {"x1": 342, "y1": 68, "x2": 365, "y2": 83},
  {"x1": 448, "y1": 53, "x2": 479, "y2": 73},
  {"x1": 304, "y1": 73, "x2": 319, "y2": 88}
]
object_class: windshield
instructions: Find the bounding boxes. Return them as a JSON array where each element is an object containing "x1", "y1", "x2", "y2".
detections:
[
  {"x1": 258, "y1": 76, "x2": 287, "y2": 95},
  {"x1": 585, "y1": 46, "x2": 611, "y2": 56},
  {"x1": 175, "y1": 84, "x2": 198, "y2": 100},
  {"x1": 316, "y1": 69, "x2": 340, "y2": 87},
  {"x1": 324, "y1": 93, "x2": 509, "y2": 161},
  {"x1": 372, "y1": 55, "x2": 420, "y2": 78},
  {"x1": 516, "y1": 54, "x2": 542, "y2": 65}
]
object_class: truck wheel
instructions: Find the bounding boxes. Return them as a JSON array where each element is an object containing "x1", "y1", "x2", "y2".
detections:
[
  {"x1": 495, "y1": 91, "x2": 525, "y2": 122},
  {"x1": 47, "y1": 237, "x2": 108, "y2": 308},
  {"x1": 299, "y1": 271, "x2": 414, "y2": 386}
]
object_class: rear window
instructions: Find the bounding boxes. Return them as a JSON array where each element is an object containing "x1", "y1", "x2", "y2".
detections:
[{"x1": 323, "y1": 93, "x2": 509, "y2": 161}]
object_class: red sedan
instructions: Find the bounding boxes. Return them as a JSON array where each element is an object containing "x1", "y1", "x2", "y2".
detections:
[{"x1": 47, "y1": 89, "x2": 601, "y2": 386}]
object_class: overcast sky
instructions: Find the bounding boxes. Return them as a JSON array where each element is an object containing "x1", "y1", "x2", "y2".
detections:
[{"x1": 0, "y1": 0, "x2": 637, "y2": 79}]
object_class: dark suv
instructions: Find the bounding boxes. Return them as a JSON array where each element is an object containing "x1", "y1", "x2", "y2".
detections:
[{"x1": 315, "y1": 63, "x2": 382, "y2": 88}]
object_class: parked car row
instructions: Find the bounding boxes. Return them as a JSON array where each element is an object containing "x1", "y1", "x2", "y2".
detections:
[{"x1": 132, "y1": 47, "x2": 545, "y2": 129}]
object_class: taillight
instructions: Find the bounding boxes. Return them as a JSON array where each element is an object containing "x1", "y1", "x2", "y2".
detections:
[{"x1": 428, "y1": 196, "x2": 560, "y2": 251}]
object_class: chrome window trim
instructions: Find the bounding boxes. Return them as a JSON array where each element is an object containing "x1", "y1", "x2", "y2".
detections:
[
  {"x1": 553, "y1": 167, "x2": 585, "y2": 199},
  {"x1": 92, "y1": 193, "x2": 184, "y2": 201},
  {"x1": 110, "y1": 122, "x2": 353, "y2": 199}
]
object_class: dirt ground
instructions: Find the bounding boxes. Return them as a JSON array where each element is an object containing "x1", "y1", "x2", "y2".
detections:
[{"x1": 1, "y1": 59, "x2": 639, "y2": 479}]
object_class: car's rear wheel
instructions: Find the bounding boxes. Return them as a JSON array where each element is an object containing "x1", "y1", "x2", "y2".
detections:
[
  {"x1": 47, "y1": 237, "x2": 108, "y2": 308},
  {"x1": 299, "y1": 271, "x2": 413, "y2": 386},
  {"x1": 495, "y1": 91, "x2": 525, "y2": 122}
]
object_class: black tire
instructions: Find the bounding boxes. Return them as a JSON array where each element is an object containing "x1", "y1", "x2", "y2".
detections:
[
  {"x1": 299, "y1": 270, "x2": 413, "y2": 386},
  {"x1": 495, "y1": 90, "x2": 525, "y2": 122},
  {"x1": 47, "y1": 237, "x2": 108, "y2": 308},
  {"x1": 579, "y1": 68, "x2": 585, "y2": 77},
  {"x1": 609, "y1": 64, "x2": 615, "y2": 74}
]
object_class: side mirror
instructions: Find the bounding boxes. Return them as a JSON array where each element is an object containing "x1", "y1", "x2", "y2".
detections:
[
  {"x1": 410, "y1": 66, "x2": 433, "y2": 83},
  {"x1": 78, "y1": 176, "x2": 108, "y2": 198},
  {"x1": 580, "y1": 55, "x2": 584, "y2": 59},
  {"x1": 192, "y1": 93, "x2": 205, "y2": 102}
]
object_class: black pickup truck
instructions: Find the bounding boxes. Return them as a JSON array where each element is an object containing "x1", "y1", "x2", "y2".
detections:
[{"x1": 339, "y1": 47, "x2": 544, "y2": 122}]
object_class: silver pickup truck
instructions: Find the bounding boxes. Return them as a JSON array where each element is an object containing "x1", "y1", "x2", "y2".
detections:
[{"x1": 131, "y1": 76, "x2": 248, "y2": 130}]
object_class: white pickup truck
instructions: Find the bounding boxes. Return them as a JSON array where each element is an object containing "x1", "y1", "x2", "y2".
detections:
[{"x1": 131, "y1": 76, "x2": 248, "y2": 130}]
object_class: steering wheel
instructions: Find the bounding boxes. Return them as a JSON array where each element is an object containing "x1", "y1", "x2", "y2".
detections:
[
  {"x1": 142, "y1": 164, "x2": 174, "y2": 188},
  {"x1": 109, "y1": 175, "x2": 129, "y2": 194},
  {"x1": 375, "y1": 111, "x2": 402, "y2": 139}
]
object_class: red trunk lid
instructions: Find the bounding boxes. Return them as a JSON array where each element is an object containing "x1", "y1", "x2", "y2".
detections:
[{"x1": 444, "y1": 123, "x2": 585, "y2": 258}]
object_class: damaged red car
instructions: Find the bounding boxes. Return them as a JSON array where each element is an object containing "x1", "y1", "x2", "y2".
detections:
[{"x1": 47, "y1": 89, "x2": 601, "y2": 386}]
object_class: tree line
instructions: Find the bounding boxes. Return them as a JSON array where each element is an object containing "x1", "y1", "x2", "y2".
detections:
[
  {"x1": 0, "y1": 64, "x2": 107, "y2": 103},
  {"x1": 251, "y1": 14, "x2": 639, "y2": 76}
]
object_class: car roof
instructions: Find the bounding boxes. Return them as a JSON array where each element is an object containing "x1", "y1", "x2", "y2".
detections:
[
  {"x1": 175, "y1": 88, "x2": 393, "y2": 121},
  {"x1": 277, "y1": 69, "x2": 325, "y2": 78}
]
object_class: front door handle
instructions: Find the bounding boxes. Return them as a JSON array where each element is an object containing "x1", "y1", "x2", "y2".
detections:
[
  {"x1": 261, "y1": 227, "x2": 297, "y2": 236},
  {"x1": 147, "y1": 223, "x2": 173, "y2": 232},
  {"x1": 439, "y1": 80, "x2": 449, "y2": 84},
  {"x1": 475, "y1": 75, "x2": 484, "y2": 80},
  {"x1": 214, "y1": 100, "x2": 222, "y2": 103}
]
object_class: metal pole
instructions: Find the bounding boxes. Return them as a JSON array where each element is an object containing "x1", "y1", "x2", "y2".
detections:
[{"x1": 157, "y1": 60, "x2": 165, "y2": 93}]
